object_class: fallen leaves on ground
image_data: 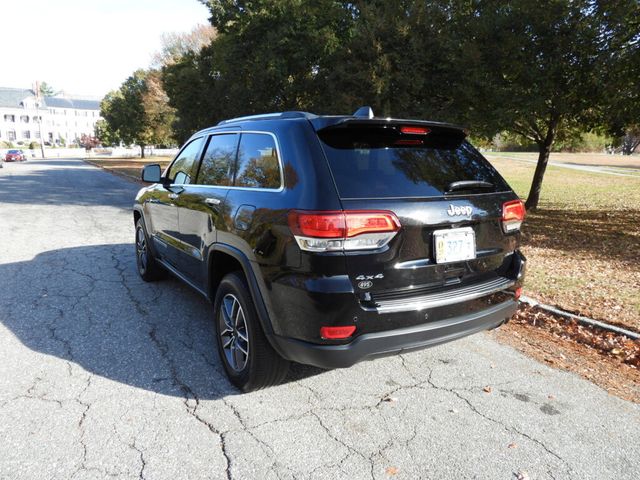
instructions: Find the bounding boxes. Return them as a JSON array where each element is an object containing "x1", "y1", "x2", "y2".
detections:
[{"x1": 513, "y1": 305, "x2": 640, "y2": 369}]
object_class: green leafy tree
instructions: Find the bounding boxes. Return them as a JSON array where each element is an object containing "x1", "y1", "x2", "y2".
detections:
[
  {"x1": 101, "y1": 69, "x2": 175, "y2": 157},
  {"x1": 39, "y1": 81, "x2": 56, "y2": 97},
  {"x1": 455, "y1": 0, "x2": 639, "y2": 210},
  {"x1": 94, "y1": 119, "x2": 116, "y2": 146}
]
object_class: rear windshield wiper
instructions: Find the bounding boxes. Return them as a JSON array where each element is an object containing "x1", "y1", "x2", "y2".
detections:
[{"x1": 446, "y1": 180, "x2": 494, "y2": 193}]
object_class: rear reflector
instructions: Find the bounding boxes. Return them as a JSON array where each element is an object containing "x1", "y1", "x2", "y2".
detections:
[
  {"x1": 502, "y1": 200, "x2": 525, "y2": 233},
  {"x1": 514, "y1": 287, "x2": 523, "y2": 300},
  {"x1": 320, "y1": 325, "x2": 356, "y2": 339},
  {"x1": 288, "y1": 210, "x2": 400, "y2": 252},
  {"x1": 400, "y1": 126, "x2": 431, "y2": 135}
]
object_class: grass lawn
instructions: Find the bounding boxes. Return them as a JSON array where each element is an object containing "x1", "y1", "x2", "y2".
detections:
[
  {"x1": 487, "y1": 155, "x2": 640, "y2": 331},
  {"x1": 488, "y1": 151, "x2": 640, "y2": 171},
  {"x1": 84, "y1": 157, "x2": 172, "y2": 182}
]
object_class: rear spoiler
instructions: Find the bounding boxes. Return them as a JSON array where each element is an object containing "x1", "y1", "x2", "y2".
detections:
[{"x1": 313, "y1": 117, "x2": 467, "y2": 149}]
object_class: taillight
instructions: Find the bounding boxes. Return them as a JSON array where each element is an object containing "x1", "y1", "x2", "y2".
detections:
[
  {"x1": 288, "y1": 210, "x2": 400, "y2": 252},
  {"x1": 502, "y1": 200, "x2": 525, "y2": 233}
]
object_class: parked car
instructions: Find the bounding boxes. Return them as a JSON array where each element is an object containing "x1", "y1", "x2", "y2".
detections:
[
  {"x1": 5, "y1": 149, "x2": 27, "y2": 162},
  {"x1": 133, "y1": 107, "x2": 526, "y2": 391}
]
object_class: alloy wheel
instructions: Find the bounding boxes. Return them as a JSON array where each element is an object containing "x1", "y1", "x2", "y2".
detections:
[
  {"x1": 219, "y1": 293, "x2": 250, "y2": 372},
  {"x1": 136, "y1": 227, "x2": 147, "y2": 272}
]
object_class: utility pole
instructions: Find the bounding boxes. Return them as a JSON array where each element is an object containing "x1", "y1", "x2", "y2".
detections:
[{"x1": 35, "y1": 81, "x2": 46, "y2": 159}]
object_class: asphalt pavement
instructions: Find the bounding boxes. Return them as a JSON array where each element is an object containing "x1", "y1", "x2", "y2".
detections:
[{"x1": 0, "y1": 158, "x2": 638, "y2": 480}]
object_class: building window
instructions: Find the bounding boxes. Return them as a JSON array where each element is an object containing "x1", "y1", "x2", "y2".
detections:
[
  {"x1": 35, "y1": 131, "x2": 41, "y2": 139},
  {"x1": 20, "y1": 115, "x2": 29, "y2": 123},
  {"x1": 7, "y1": 130, "x2": 16, "y2": 140},
  {"x1": 4, "y1": 115, "x2": 15, "y2": 122},
  {"x1": 23, "y1": 131, "x2": 31, "y2": 139}
]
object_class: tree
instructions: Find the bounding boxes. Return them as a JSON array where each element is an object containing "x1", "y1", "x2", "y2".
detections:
[
  {"x1": 39, "y1": 81, "x2": 56, "y2": 97},
  {"x1": 94, "y1": 119, "x2": 117, "y2": 146},
  {"x1": 101, "y1": 70, "x2": 175, "y2": 157},
  {"x1": 79, "y1": 134, "x2": 100, "y2": 151},
  {"x1": 455, "y1": 0, "x2": 639, "y2": 210},
  {"x1": 152, "y1": 24, "x2": 217, "y2": 68},
  {"x1": 141, "y1": 70, "x2": 176, "y2": 147},
  {"x1": 618, "y1": 125, "x2": 640, "y2": 155},
  {"x1": 597, "y1": 1, "x2": 640, "y2": 155}
]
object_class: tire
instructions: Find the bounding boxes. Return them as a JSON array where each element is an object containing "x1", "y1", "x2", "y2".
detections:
[
  {"x1": 214, "y1": 272, "x2": 290, "y2": 391},
  {"x1": 135, "y1": 218, "x2": 165, "y2": 281}
]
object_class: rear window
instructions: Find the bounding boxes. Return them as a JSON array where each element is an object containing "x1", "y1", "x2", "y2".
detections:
[{"x1": 318, "y1": 127, "x2": 509, "y2": 199}]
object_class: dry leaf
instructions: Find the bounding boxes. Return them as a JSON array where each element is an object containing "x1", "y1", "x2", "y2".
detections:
[
  {"x1": 508, "y1": 442, "x2": 518, "y2": 449},
  {"x1": 385, "y1": 466, "x2": 399, "y2": 476},
  {"x1": 483, "y1": 386, "x2": 492, "y2": 393}
]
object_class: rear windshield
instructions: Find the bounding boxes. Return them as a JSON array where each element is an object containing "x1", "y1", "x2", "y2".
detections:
[{"x1": 318, "y1": 127, "x2": 509, "y2": 199}]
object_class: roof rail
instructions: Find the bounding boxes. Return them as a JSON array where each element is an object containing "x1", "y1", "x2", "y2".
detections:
[
  {"x1": 217, "y1": 111, "x2": 317, "y2": 125},
  {"x1": 353, "y1": 106, "x2": 374, "y2": 119}
]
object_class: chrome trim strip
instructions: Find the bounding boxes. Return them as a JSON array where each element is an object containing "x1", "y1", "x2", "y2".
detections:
[{"x1": 365, "y1": 276, "x2": 515, "y2": 314}]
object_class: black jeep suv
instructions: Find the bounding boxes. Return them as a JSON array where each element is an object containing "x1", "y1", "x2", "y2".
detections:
[{"x1": 133, "y1": 107, "x2": 526, "y2": 391}]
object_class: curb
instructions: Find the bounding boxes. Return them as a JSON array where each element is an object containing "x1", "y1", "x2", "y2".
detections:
[{"x1": 519, "y1": 295, "x2": 640, "y2": 341}]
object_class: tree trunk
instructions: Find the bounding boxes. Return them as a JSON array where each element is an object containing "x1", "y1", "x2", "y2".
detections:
[
  {"x1": 524, "y1": 117, "x2": 559, "y2": 212},
  {"x1": 524, "y1": 143, "x2": 551, "y2": 211},
  {"x1": 140, "y1": 144, "x2": 145, "y2": 159}
]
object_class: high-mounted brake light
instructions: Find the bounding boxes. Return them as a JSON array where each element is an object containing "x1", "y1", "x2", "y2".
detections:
[
  {"x1": 288, "y1": 210, "x2": 401, "y2": 252},
  {"x1": 502, "y1": 200, "x2": 525, "y2": 233},
  {"x1": 400, "y1": 126, "x2": 431, "y2": 135},
  {"x1": 320, "y1": 325, "x2": 356, "y2": 340}
]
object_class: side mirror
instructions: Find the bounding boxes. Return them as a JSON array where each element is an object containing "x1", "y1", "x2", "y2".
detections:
[{"x1": 141, "y1": 164, "x2": 162, "y2": 183}]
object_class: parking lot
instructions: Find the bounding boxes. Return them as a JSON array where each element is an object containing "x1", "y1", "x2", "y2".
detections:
[{"x1": 1, "y1": 158, "x2": 639, "y2": 479}]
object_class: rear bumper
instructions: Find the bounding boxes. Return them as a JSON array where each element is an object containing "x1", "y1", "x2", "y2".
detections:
[{"x1": 270, "y1": 298, "x2": 517, "y2": 369}]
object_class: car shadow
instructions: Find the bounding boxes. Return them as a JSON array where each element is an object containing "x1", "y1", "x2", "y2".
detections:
[
  {"x1": 0, "y1": 243, "x2": 325, "y2": 399},
  {"x1": 522, "y1": 207, "x2": 640, "y2": 265}
]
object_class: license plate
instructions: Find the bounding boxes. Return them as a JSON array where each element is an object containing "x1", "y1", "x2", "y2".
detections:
[{"x1": 433, "y1": 227, "x2": 476, "y2": 264}]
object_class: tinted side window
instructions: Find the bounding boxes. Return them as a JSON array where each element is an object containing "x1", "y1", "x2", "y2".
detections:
[
  {"x1": 234, "y1": 133, "x2": 281, "y2": 189},
  {"x1": 167, "y1": 137, "x2": 204, "y2": 184},
  {"x1": 197, "y1": 134, "x2": 239, "y2": 186}
]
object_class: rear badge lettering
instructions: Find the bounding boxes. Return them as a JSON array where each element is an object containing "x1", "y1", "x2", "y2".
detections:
[
  {"x1": 356, "y1": 274, "x2": 384, "y2": 281},
  {"x1": 358, "y1": 281, "x2": 373, "y2": 289},
  {"x1": 447, "y1": 205, "x2": 473, "y2": 217}
]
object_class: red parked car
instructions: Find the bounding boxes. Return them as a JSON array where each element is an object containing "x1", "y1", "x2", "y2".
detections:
[{"x1": 5, "y1": 150, "x2": 27, "y2": 162}]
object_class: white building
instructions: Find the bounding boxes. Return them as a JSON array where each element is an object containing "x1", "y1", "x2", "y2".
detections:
[{"x1": 0, "y1": 87, "x2": 101, "y2": 146}]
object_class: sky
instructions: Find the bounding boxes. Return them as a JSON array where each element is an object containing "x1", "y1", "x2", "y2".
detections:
[{"x1": 2, "y1": 0, "x2": 210, "y2": 98}]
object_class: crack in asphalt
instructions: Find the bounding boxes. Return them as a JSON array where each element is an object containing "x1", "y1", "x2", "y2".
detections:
[{"x1": 418, "y1": 364, "x2": 574, "y2": 479}]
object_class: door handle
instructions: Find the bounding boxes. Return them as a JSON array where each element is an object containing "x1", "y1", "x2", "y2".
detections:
[{"x1": 205, "y1": 198, "x2": 221, "y2": 206}]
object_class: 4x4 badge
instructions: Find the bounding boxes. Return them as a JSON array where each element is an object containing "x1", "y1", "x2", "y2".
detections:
[
  {"x1": 356, "y1": 274, "x2": 384, "y2": 281},
  {"x1": 447, "y1": 205, "x2": 473, "y2": 216}
]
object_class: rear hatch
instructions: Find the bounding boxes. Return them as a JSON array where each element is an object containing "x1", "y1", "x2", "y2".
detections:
[{"x1": 315, "y1": 119, "x2": 521, "y2": 308}]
